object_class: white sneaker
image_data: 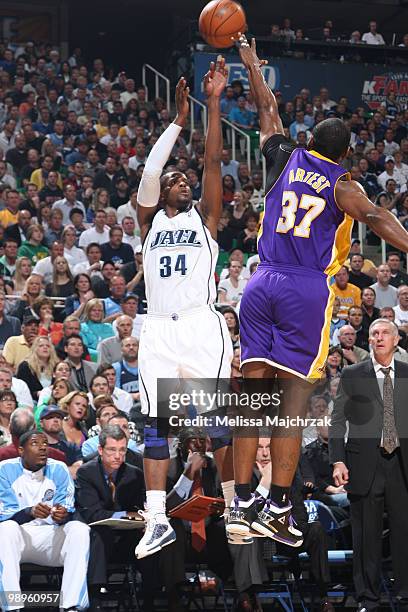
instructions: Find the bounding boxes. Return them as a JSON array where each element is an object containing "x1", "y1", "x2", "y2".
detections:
[{"x1": 135, "y1": 511, "x2": 176, "y2": 559}]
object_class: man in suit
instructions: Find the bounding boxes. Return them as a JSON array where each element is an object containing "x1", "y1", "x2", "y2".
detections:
[
  {"x1": 329, "y1": 318, "x2": 408, "y2": 612},
  {"x1": 75, "y1": 424, "x2": 157, "y2": 612},
  {"x1": 4, "y1": 209, "x2": 32, "y2": 247},
  {"x1": 163, "y1": 427, "x2": 232, "y2": 612}
]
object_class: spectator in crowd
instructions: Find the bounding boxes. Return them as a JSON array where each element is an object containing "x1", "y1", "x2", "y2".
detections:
[
  {"x1": 378, "y1": 156, "x2": 405, "y2": 191},
  {"x1": 370, "y1": 263, "x2": 398, "y2": 308},
  {"x1": 73, "y1": 243, "x2": 103, "y2": 278},
  {"x1": 59, "y1": 389, "x2": 89, "y2": 449},
  {"x1": 302, "y1": 422, "x2": 349, "y2": 512},
  {"x1": 361, "y1": 286, "x2": 380, "y2": 331},
  {"x1": 5, "y1": 209, "x2": 32, "y2": 248},
  {"x1": 337, "y1": 325, "x2": 369, "y2": 365},
  {"x1": 117, "y1": 187, "x2": 139, "y2": 226},
  {"x1": 112, "y1": 336, "x2": 140, "y2": 399},
  {"x1": 362, "y1": 20, "x2": 386, "y2": 45},
  {"x1": 0, "y1": 364, "x2": 33, "y2": 410},
  {"x1": 0, "y1": 408, "x2": 64, "y2": 462},
  {"x1": 330, "y1": 297, "x2": 346, "y2": 343},
  {"x1": 3, "y1": 315, "x2": 39, "y2": 371},
  {"x1": 0, "y1": 238, "x2": 18, "y2": 280},
  {"x1": 112, "y1": 293, "x2": 145, "y2": 339},
  {"x1": 218, "y1": 260, "x2": 248, "y2": 307},
  {"x1": 0, "y1": 389, "x2": 17, "y2": 447},
  {"x1": 0, "y1": 291, "x2": 21, "y2": 350},
  {"x1": 100, "y1": 225, "x2": 134, "y2": 267},
  {"x1": 326, "y1": 346, "x2": 344, "y2": 381},
  {"x1": 96, "y1": 364, "x2": 133, "y2": 415},
  {"x1": 236, "y1": 212, "x2": 259, "y2": 254},
  {"x1": 344, "y1": 240, "x2": 377, "y2": 277},
  {"x1": 44, "y1": 208, "x2": 64, "y2": 246},
  {"x1": 35, "y1": 374, "x2": 74, "y2": 427},
  {"x1": 32, "y1": 241, "x2": 66, "y2": 285},
  {"x1": 222, "y1": 175, "x2": 237, "y2": 207},
  {"x1": 52, "y1": 184, "x2": 86, "y2": 225},
  {"x1": 80, "y1": 403, "x2": 120, "y2": 459},
  {"x1": 38, "y1": 169, "x2": 64, "y2": 205},
  {"x1": 75, "y1": 425, "x2": 157, "y2": 612},
  {"x1": 80, "y1": 298, "x2": 114, "y2": 361},
  {"x1": 18, "y1": 224, "x2": 49, "y2": 263},
  {"x1": 0, "y1": 429, "x2": 90, "y2": 611},
  {"x1": 33, "y1": 296, "x2": 64, "y2": 345},
  {"x1": 219, "y1": 305, "x2": 240, "y2": 350},
  {"x1": 65, "y1": 334, "x2": 97, "y2": 392},
  {"x1": 91, "y1": 261, "x2": 117, "y2": 299},
  {"x1": 394, "y1": 285, "x2": 408, "y2": 327},
  {"x1": 63, "y1": 273, "x2": 95, "y2": 319},
  {"x1": 121, "y1": 216, "x2": 140, "y2": 250},
  {"x1": 12, "y1": 256, "x2": 32, "y2": 295},
  {"x1": 0, "y1": 190, "x2": 20, "y2": 229},
  {"x1": 332, "y1": 266, "x2": 361, "y2": 318},
  {"x1": 16, "y1": 336, "x2": 58, "y2": 401},
  {"x1": 79, "y1": 209, "x2": 109, "y2": 248},
  {"x1": 97, "y1": 314, "x2": 133, "y2": 365},
  {"x1": 39, "y1": 404, "x2": 83, "y2": 477},
  {"x1": 347, "y1": 305, "x2": 369, "y2": 351},
  {"x1": 387, "y1": 251, "x2": 408, "y2": 287},
  {"x1": 103, "y1": 274, "x2": 128, "y2": 320},
  {"x1": 62, "y1": 225, "x2": 87, "y2": 267},
  {"x1": 347, "y1": 254, "x2": 373, "y2": 290},
  {"x1": 45, "y1": 256, "x2": 74, "y2": 298}
]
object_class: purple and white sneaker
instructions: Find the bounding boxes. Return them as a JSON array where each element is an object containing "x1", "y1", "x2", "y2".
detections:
[
  {"x1": 226, "y1": 495, "x2": 259, "y2": 537},
  {"x1": 251, "y1": 500, "x2": 303, "y2": 547}
]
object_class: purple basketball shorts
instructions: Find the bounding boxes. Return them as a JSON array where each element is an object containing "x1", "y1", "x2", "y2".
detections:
[{"x1": 239, "y1": 262, "x2": 334, "y2": 379}]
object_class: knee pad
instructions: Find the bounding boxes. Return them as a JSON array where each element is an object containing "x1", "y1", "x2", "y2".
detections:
[{"x1": 143, "y1": 418, "x2": 170, "y2": 460}]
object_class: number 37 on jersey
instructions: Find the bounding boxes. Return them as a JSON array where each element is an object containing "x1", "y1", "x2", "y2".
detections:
[{"x1": 275, "y1": 190, "x2": 326, "y2": 238}]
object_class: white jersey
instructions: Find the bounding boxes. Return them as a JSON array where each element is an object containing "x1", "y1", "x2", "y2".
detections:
[{"x1": 143, "y1": 206, "x2": 218, "y2": 314}]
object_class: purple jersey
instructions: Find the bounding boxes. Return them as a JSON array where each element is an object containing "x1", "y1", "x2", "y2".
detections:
[{"x1": 258, "y1": 149, "x2": 353, "y2": 276}]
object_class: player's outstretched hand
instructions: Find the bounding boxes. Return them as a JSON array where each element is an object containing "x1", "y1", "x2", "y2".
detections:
[
  {"x1": 175, "y1": 77, "x2": 190, "y2": 123},
  {"x1": 203, "y1": 56, "x2": 228, "y2": 99},
  {"x1": 237, "y1": 34, "x2": 268, "y2": 70}
]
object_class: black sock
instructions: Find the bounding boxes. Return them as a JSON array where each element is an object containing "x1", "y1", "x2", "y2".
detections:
[
  {"x1": 235, "y1": 483, "x2": 252, "y2": 501},
  {"x1": 269, "y1": 484, "x2": 290, "y2": 507}
]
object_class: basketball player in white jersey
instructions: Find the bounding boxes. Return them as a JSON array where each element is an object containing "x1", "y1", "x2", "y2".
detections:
[{"x1": 135, "y1": 58, "x2": 235, "y2": 559}]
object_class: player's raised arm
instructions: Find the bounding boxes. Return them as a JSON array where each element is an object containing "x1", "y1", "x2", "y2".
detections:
[
  {"x1": 199, "y1": 56, "x2": 228, "y2": 239},
  {"x1": 137, "y1": 77, "x2": 190, "y2": 241},
  {"x1": 237, "y1": 35, "x2": 284, "y2": 149},
  {"x1": 337, "y1": 179, "x2": 408, "y2": 252}
]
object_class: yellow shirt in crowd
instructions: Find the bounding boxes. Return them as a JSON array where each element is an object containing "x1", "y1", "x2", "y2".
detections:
[{"x1": 332, "y1": 282, "x2": 362, "y2": 318}]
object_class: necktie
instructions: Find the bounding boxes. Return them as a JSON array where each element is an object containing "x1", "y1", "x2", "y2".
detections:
[
  {"x1": 108, "y1": 474, "x2": 116, "y2": 503},
  {"x1": 380, "y1": 367, "x2": 399, "y2": 454},
  {"x1": 191, "y1": 474, "x2": 206, "y2": 552}
]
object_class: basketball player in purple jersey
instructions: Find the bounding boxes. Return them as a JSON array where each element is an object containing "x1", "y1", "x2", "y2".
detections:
[{"x1": 226, "y1": 35, "x2": 408, "y2": 546}]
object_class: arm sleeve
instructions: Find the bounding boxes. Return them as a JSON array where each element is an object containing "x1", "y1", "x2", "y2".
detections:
[
  {"x1": 138, "y1": 123, "x2": 182, "y2": 207},
  {"x1": 262, "y1": 134, "x2": 296, "y2": 193},
  {"x1": 0, "y1": 466, "x2": 22, "y2": 521}
]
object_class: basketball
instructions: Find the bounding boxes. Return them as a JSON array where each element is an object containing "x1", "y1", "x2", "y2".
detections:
[{"x1": 199, "y1": 0, "x2": 247, "y2": 48}]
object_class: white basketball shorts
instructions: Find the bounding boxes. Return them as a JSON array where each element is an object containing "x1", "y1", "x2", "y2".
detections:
[{"x1": 138, "y1": 305, "x2": 233, "y2": 417}]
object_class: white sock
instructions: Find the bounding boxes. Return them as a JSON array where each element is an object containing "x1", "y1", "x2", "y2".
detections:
[
  {"x1": 146, "y1": 490, "x2": 167, "y2": 517},
  {"x1": 221, "y1": 480, "x2": 235, "y2": 508}
]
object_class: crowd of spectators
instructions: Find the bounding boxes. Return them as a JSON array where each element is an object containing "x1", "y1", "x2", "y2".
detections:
[{"x1": 0, "y1": 33, "x2": 407, "y2": 611}]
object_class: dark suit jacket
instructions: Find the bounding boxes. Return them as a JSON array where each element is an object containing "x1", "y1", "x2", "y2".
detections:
[
  {"x1": 5, "y1": 223, "x2": 27, "y2": 247},
  {"x1": 67, "y1": 359, "x2": 97, "y2": 392},
  {"x1": 166, "y1": 453, "x2": 220, "y2": 513},
  {"x1": 75, "y1": 456, "x2": 145, "y2": 523},
  {"x1": 329, "y1": 358, "x2": 408, "y2": 496}
]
